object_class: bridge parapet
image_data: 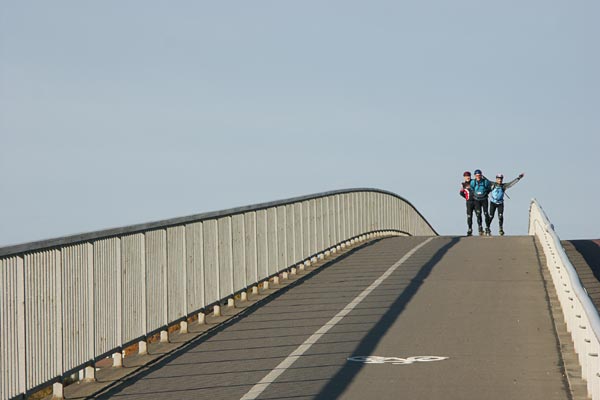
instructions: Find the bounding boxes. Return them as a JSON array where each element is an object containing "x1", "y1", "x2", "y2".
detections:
[
  {"x1": 529, "y1": 199, "x2": 600, "y2": 399},
  {"x1": 0, "y1": 188, "x2": 436, "y2": 399}
]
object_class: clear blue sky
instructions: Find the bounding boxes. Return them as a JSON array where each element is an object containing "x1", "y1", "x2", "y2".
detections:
[{"x1": 1, "y1": 1, "x2": 598, "y2": 246}]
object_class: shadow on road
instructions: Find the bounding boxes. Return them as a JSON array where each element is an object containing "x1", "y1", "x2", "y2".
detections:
[
  {"x1": 569, "y1": 240, "x2": 600, "y2": 281},
  {"x1": 315, "y1": 236, "x2": 460, "y2": 400}
]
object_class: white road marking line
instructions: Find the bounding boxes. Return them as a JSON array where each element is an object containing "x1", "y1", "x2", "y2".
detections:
[{"x1": 240, "y1": 237, "x2": 435, "y2": 400}]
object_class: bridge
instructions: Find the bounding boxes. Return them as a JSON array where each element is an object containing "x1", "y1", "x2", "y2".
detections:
[{"x1": 1, "y1": 189, "x2": 599, "y2": 399}]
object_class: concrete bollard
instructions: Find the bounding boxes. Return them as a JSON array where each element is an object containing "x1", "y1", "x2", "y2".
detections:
[
  {"x1": 252, "y1": 285, "x2": 259, "y2": 294},
  {"x1": 263, "y1": 281, "x2": 270, "y2": 290},
  {"x1": 282, "y1": 271, "x2": 289, "y2": 279},
  {"x1": 197, "y1": 312, "x2": 206, "y2": 325},
  {"x1": 112, "y1": 352, "x2": 123, "y2": 368},
  {"x1": 325, "y1": 250, "x2": 330, "y2": 257},
  {"x1": 160, "y1": 330, "x2": 169, "y2": 343},
  {"x1": 273, "y1": 275, "x2": 280, "y2": 285},
  {"x1": 241, "y1": 291, "x2": 248, "y2": 301},
  {"x1": 228, "y1": 298, "x2": 235, "y2": 308},
  {"x1": 213, "y1": 305, "x2": 222, "y2": 317},
  {"x1": 291, "y1": 267, "x2": 297, "y2": 275},
  {"x1": 53, "y1": 382, "x2": 64, "y2": 399},
  {"x1": 180, "y1": 320, "x2": 189, "y2": 334},
  {"x1": 83, "y1": 365, "x2": 95, "y2": 382},
  {"x1": 139, "y1": 340, "x2": 148, "y2": 355}
]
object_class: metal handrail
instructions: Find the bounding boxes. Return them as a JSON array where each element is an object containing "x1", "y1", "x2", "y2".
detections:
[
  {"x1": 529, "y1": 198, "x2": 600, "y2": 398},
  {"x1": 1, "y1": 188, "x2": 437, "y2": 400},
  {"x1": 0, "y1": 188, "x2": 437, "y2": 257}
]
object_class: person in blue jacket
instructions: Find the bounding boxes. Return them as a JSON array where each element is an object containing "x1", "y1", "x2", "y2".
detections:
[
  {"x1": 470, "y1": 169, "x2": 492, "y2": 235},
  {"x1": 489, "y1": 172, "x2": 525, "y2": 235}
]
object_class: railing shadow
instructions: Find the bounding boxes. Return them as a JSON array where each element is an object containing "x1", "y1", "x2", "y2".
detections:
[{"x1": 314, "y1": 236, "x2": 459, "y2": 400}]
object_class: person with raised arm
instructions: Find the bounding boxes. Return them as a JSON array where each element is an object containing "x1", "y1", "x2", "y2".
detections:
[{"x1": 489, "y1": 172, "x2": 525, "y2": 235}]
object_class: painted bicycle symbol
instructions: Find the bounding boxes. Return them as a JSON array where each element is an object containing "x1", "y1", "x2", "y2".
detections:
[{"x1": 347, "y1": 355, "x2": 449, "y2": 365}]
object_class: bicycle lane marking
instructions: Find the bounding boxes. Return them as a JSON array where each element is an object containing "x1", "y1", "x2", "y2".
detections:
[{"x1": 240, "y1": 237, "x2": 436, "y2": 400}]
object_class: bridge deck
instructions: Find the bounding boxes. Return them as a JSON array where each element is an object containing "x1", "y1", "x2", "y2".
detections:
[{"x1": 95, "y1": 236, "x2": 570, "y2": 400}]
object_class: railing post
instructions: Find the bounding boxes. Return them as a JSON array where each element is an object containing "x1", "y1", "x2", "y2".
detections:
[
  {"x1": 17, "y1": 256, "x2": 26, "y2": 396},
  {"x1": 83, "y1": 365, "x2": 95, "y2": 382},
  {"x1": 180, "y1": 320, "x2": 189, "y2": 334},
  {"x1": 86, "y1": 243, "x2": 95, "y2": 380},
  {"x1": 113, "y1": 351, "x2": 123, "y2": 367},
  {"x1": 139, "y1": 339, "x2": 148, "y2": 355},
  {"x1": 53, "y1": 382, "x2": 64, "y2": 399}
]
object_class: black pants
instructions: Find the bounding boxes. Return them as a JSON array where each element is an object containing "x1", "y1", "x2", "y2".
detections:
[
  {"x1": 465, "y1": 200, "x2": 475, "y2": 229},
  {"x1": 474, "y1": 198, "x2": 490, "y2": 230},
  {"x1": 489, "y1": 202, "x2": 504, "y2": 228}
]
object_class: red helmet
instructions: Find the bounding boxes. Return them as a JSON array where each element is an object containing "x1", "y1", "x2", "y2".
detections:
[{"x1": 463, "y1": 171, "x2": 471, "y2": 177}]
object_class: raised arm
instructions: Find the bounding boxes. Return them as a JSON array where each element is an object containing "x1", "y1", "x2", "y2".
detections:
[{"x1": 504, "y1": 173, "x2": 525, "y2": 189}]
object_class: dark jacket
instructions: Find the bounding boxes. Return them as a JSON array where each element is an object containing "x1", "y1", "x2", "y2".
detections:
[{"x1": 460, "y1": 182, "x2": 475, "y2": 201}]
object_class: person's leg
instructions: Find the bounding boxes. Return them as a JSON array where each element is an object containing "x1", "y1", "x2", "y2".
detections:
[
  {"x1": 489, "y1": 202, "x2": 497, "y2": 225},
  {"x1": 498, "y1": 203, "x2": 505, "y2": 235},
  {"x1": 466, "y1": 201, "x2": 474, "y2": 235},
  {"x1": 482, "y1": 200, "x2": 491, "y2": 234},
  {"x1": 474, "y1": 200, "x2": 483, "y2": 234}
]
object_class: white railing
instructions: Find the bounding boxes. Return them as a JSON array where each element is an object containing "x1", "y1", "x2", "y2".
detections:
[
  {"x1": 529, "y1": 199, "x2": 600, "y2": 398},
  {"x1": 0, "y1": 188, "x2": 437, "y2": 399}
]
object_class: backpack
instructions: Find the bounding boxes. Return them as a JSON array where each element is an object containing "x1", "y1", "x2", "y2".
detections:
[
  {"x1": 490, "y1": 184, "x2": 505, "y2": 204},
  {"x1": 470, "y1": 179, "x2": 490, "y2": 200}
]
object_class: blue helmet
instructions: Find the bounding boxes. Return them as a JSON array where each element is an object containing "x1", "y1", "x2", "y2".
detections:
[{"x1": 474, "y1": 169, "x2": 482, "y2": 175}]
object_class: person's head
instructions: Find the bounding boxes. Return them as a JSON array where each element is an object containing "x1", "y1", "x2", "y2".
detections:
[
  {"x1": 496, "y1": 173, "x2": 504, "y2": 184},
  {"x1": 474, "y1": 169, "x2": 482, "y2": 181},
  {"x1": 463, "y1": 171, "x2": 471, "y2": 182}
]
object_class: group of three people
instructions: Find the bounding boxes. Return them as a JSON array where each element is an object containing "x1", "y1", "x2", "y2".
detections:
[{"x1": 459, "y1": 169, "x2": 525, "y2": 236}]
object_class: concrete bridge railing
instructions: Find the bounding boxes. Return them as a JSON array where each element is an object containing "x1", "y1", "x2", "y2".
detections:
[
  {"x1": 0, "y1": 188, "x2": 436, "y2": 399},
  {"x1": 529, "y1": 199, "x2": 600, "y2": 399}
]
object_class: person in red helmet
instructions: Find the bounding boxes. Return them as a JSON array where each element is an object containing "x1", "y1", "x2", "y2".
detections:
[
  {"x1": 489, "y1": 172, "x2": 525, "y2": 235},
  {"x1": 459, "y1": 171, "x2": 475, "y2": 236}
]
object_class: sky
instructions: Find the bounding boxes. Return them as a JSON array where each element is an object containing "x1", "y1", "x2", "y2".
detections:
[{"x1": 1, "y1": 1, "x2": 598, "y2": 247}]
